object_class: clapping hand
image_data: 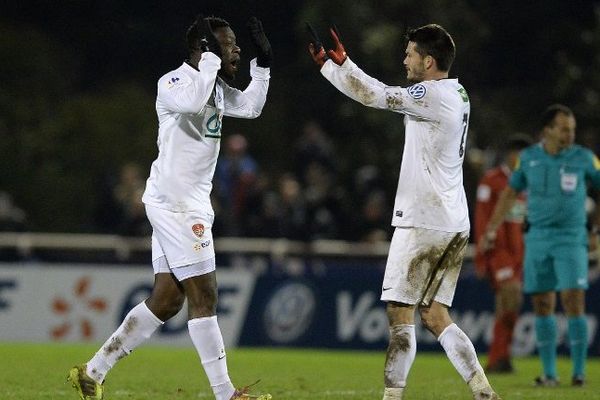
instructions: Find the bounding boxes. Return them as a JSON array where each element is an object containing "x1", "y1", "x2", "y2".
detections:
[{"x1": 247, "y1": 16, "x2": 272, "y2": 68}]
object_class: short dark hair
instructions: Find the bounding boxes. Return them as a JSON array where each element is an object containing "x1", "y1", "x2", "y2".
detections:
[
  {"x1": 505, "y1": 133, "x2": 533, "y2": 152},
  {"x1": 541, "y1": 104, "x2": 574, "y2": 128},
  {"x1": 407, "y1": 24, "x2": 455, "y2": 72},
  {"x1": 186, "y1": 15, "x2": 230, "y2": 52}
]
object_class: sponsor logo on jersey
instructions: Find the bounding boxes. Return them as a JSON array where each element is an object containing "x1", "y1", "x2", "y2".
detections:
[
  {"x1": 395, "y1": 210, "x2": 403, "y2": 217},
  {"x1": 192, "y1": 240, "x2": 210, "y2": 252},
  {"x1": 407, "y1": 84, "x2": 426, "y2": 99},
  {"x1": 192, "y1": 223, "x2": 205, "y2": 238},
  {"x1": 206, "y1": 113, "x2": 222, "y2": 138},
  {"x1": 476, "y1": 184, "x2": 492, "y2": 202}
]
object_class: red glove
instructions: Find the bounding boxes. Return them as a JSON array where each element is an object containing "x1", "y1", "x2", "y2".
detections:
[{"x1": 326, "y1": 26, "x2": 347, "y2": 66}]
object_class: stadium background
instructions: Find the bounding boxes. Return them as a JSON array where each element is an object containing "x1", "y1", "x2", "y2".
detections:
[{"x1": 1, "y1": 0, "x2": 600, "y2": 361}]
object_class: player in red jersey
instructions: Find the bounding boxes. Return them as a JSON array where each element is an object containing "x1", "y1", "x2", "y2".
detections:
[{"x1": 475, "y1": 135, "x2": 532, "y2": 372}]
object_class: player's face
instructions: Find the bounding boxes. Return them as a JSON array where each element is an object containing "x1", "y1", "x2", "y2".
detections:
[
  {"x1": 214, "y1": 26, "x2": 240, "y2": 81},
  {"x1": 544, "y1": 112, "x2": 576, "y2": 152},
  {"x1": 404, "y1": 42, "x2": 426, "y2": 83},
  {"x1": 506, "y1": 150, "x2": 521, "y2": 171}
]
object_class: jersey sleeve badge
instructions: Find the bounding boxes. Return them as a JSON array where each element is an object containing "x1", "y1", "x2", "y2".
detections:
[{"x1": 407, "y1": 84, "x2": 427, "y2": 99}]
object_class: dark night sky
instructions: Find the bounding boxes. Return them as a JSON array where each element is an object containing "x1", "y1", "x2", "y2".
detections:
[
  {"x1": 3, "y1": 0, "x2": 598, "y2": 93},
  {"x1": 2, "y1": 1, "x2": 302, "y2": 90}
]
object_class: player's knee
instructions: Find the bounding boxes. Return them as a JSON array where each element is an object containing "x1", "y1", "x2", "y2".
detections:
[
  {"x1": 500, "y1": 291, "x2": 522, "y2": 312},
  {"x1": 187, "y1": 287, "x2": 218, "y2": 317},
  {"x1": 419, "y1": 309, "x2": 445, "y2": 336},
  {"x1": 532, "y1": 296, "x2": 555, "y2": 315},
  {"x1": 561, "y1": 293, "x2": 585, "y2": 316},
  {"x1": 146, "y1": 293, "x2": 185, "y2": 321}
]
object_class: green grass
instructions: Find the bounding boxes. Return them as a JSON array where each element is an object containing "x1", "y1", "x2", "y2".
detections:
[{"x1": 1, "y1": 343, "x2": 599, "y2": 399}]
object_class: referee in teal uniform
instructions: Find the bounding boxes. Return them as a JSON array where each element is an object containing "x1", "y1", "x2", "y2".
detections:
[{"x1": 481, "y1": 104, "x2": 600, "y2": 387}]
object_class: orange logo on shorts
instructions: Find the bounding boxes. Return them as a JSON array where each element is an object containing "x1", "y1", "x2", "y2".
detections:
[{"x1": 192, "y1": 223, "x2": 205, "y2": 238}]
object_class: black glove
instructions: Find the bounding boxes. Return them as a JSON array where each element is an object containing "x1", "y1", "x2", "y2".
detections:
[
  {"x1": 247, "y1": 16, "x2": 272, "y2": 67},
  {"x1": 306, "y1": 22, "x2": 327, "y2": 67},
  {"x1": 196, "y1": 14, "x2": 221, "y2": 58}
]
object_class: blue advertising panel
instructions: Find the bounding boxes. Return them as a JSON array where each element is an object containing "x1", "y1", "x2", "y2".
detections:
[{"x1": 238, "y1": 258, "x2": 600, "y2": 356}]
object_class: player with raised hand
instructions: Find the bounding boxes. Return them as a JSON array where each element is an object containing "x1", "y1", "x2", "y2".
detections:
[
  {"x1": 308, "y1": 23, "x2": 500, "y2": 400},
  {"x1": 67, "y1": 13, "x2": 272, "y2": 400},
  {"x1": 197, "y1": 14, "x2": 221, "y2": 55}
]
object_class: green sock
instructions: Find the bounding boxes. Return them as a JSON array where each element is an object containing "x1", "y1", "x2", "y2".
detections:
[
  {"x1": 535, "y1": 316, "x2": 557, "y2": 378},
  {"x1": 568, "y1": 316, "x2": 588, "y2": 377}
]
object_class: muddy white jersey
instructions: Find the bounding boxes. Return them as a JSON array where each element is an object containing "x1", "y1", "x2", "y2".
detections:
[
  {"x1": 142, "y1": 53, "x2": 270, "y2": 214},
  {"x1": 321, "y1": 58, "x2": 470, "y2": 232}
]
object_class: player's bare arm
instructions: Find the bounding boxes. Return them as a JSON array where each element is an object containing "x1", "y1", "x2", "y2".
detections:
[{"x1": 481, "y1": 187, "x2": 518, "y2": 252}]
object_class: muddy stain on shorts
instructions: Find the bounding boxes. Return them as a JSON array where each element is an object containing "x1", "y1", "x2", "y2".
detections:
[
  {"x1": 408, "y1": 232, "x2": 468, "y2": 305},
  {"x1": 441, "y1": 234, "x2": 468, "y2": 288},
  {"x1": 406, "y1": 245, "x2": 445, "y2": 300}
]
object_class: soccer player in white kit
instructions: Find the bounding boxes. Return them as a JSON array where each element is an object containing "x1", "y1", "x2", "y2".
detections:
[
  {"x1": 68, "y1": 15, "x2": 272, "y2": 400},
  {"x1": 309, "y1": 24, "x2": 500, "y2": 400}
]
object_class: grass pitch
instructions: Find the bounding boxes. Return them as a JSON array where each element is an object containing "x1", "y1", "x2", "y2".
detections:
[{"x1": 1, "y1": 343, "x2": 599, "y2": 399}]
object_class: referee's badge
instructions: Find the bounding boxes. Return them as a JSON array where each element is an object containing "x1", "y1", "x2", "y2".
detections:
[{"x1": 192, "y1": 223, "x2": 205, "y2": 238}]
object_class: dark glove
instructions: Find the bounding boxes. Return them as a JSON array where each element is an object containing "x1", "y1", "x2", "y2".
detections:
[
  {"x1": 326, "y1": 25, "x2": 347, "y2": 66},
  {"x1": 307, "y1": 22, "x2": 328, "y2": 67},
  {"x1": 247, "y1": 16, "x2": 272, "y2": 67},
  {"x1": 196, "y1": 15, "x2": 221, "y2": 58}
]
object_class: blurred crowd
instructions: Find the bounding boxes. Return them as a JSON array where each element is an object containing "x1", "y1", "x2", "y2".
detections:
[
  {"x1": 99, "y1": 119, "x2": 487, "y2": 242},
  {"x1": 3, "y1": 119, "x2": 599, "y2": 243}
]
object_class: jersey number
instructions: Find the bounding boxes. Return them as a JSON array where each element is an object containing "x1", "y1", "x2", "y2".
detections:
[{"x1": 459, "y1": 112, "x2": 468, "y2": 157}]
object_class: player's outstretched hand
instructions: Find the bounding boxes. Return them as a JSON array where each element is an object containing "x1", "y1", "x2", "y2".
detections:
[
  {"x1": 247, "y1": 17, "x2": 272, "y2": 68},
  {"x1": 326, "y1": 25, "x2": 347, "y2": 66},
  {"x1": 307, "y1": 22, "x2": 327, "y2": 67},
  {"x1": 196, "y1": 15, "x2": 221, "y2": 58}
]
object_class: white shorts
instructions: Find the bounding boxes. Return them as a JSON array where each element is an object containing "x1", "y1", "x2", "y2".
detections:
[
  {"x1": 145, "y1": 205, "x2": 216, "y2": 278},
  {"x1": 381, "y1": 227, "x2": 469, "y2": 307}
]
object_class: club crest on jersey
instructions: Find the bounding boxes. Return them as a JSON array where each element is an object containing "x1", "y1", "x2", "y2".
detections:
[
  {"x1": 192, "y1": 223, "x2": 205, "y2": 238},
  {"x1": 167, "y1": 76, "x2": 180, "y2": 86},
  {"x1": 408, "y1": 84, "x2": 426, "y2": 99}
]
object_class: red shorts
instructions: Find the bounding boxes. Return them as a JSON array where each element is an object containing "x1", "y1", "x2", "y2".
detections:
[{"x1": 484, "y1": 250, "x2": 522, "y2": 290}]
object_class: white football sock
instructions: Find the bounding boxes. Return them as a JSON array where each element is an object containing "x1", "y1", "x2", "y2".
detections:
[
  {"x1": 384, "y1": 324, "x2": 416, "y2": 389},
  {"x1": 87, "y1": 301, "x2": 163, "y2": 383},
  {"x1": 188, "y1": 316, "x2": 235, "y2": 400},
  {"x1": 438, "y1": 323, "x2": 486, "y2": 386}
]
